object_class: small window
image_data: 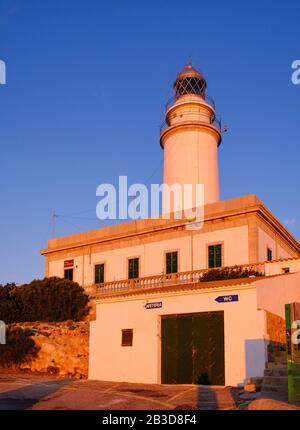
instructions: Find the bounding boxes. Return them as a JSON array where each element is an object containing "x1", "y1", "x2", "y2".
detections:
[
  {"x1": 64, "y1": 268, "x2": 73, "y2": 281},
  {"x1": 208, "y1": 244, "x2": 222, "y2": 268},
  {"x1": 94, "y1": 263, "x2": 105, "y2": 284},
  {"x1": 282, "y1": 267, "x2": 290, "y2": 274},
  {"x1": 166, "y1": 251, "x2": 178, "y2": 274},
  {"x1": 121, "y1": 329, "x2": 133, "y2": 347},
  {"x1": 267, "y1": 248, "x2": 273, "y2": 262},
  {"x1": 128, "y1": 258, "x2": 139, "y2": 279}
]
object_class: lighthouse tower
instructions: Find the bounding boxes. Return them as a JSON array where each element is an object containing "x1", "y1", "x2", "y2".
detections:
[{"x1": 160, "y1": 62, "x2": 222, "y2": 213}]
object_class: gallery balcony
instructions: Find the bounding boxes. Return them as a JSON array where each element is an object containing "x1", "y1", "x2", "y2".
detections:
[
  {"x1": 95, "y1": 262, "x2": 267, "y2": 297},
  {"x1": 159, "y1": 113, "x2": 222, "y2": 134}
]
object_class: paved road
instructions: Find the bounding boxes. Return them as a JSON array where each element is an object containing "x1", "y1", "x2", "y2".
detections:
[{"x1": 0, "y1": 373, "x2": 239, "y2": 410}]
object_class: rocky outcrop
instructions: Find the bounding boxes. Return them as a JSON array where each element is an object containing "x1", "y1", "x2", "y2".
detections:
[
  {"x1": 266, "y1": 311, "x2": 286, "y2": 346},
  {"x1": 10, "y1": 321, "x2": 89, "y2": 379}
]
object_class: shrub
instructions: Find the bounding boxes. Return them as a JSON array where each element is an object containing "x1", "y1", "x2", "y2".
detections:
[
  {"x1": 0, "y1": 327, "x2": 40, "y2": 367},
  {"x1": 200, "y1": 266, "x2": 263, "y2": 283},
  {"x1": 0, "y1": 283, "x2": 23, "y2": 323},
  {"x1": 0, "y1": 277, "x2": 89, "y2": 323}
]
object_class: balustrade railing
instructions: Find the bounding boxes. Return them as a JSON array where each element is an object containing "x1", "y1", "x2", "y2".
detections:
[{"x1": 95, "y1": 262, "x2": 265, "y2": 296}]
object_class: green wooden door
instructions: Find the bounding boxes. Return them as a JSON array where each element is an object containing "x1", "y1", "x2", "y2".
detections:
[{"x1": 161, "y1": 311, "x2": 225, "y2": 385}]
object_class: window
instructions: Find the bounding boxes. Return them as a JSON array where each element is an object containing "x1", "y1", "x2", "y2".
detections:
[
  {"x1": 64, "y1": 268, "x2": 73, "y2": 281},
  {"x1": 64, "y1": 259, "x2": 74, "y2": 281},
  {"x1": 128, "y1": 258, "x2": 139, "y2": 279},
  {"x1": 121, "y1": 329, "x2": 133, "y2": 347},
  {"x1": 282, "y1": 267, "x2": 290, "y2": 274},
  {"x1": 94, "y1": 263, "x2": 105, "y2": 284},
  {"x1": 267, "y1": 248, "x2": 273, "y2": 262},
  {"x1": 208, "y1": 244, "x2": 222, "y2": 268},
  {"x1": 166, "y1": 251, "x2": 178, "y2": 274}
]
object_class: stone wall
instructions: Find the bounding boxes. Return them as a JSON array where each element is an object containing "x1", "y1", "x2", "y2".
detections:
[
  {"x1": 10, "y1": 321, "x2": 89, "y2": 379},
  {"x1": 266, "y1": 311, "x2": 286, "y2": 345},
  {"x1": 266, "y1": 311, "x2": 286, "y2": 360}
]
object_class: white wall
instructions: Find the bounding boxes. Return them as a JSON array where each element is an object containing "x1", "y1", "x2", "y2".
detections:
[
  {"x1": 193, "y1": 225, "x2": 248, "y2": 268},
  {"x1": 256, "y1": 272, "x2": 300, "y2": 318},
  {"x1": 257, "y1": 227, "x2": 296, "y2": 262},
  {"x1": 265, "y1": 259, "x2": 300, "y2": 276},
  {"x1": 48, "y1": 225, "x2": 249, "y2": 286},
  {"x1": 89, "y1": 285, "x2": 266, "y2": 386},
  {"x1": 258, "y1": 228, "x2": 276, "y2": 261}
]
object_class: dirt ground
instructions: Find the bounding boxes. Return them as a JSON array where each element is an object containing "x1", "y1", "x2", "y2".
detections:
[{"x1": 0, "y1": 371, "x2": 297, "y2": 411}]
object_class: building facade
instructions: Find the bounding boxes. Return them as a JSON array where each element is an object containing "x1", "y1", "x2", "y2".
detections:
[
  {"x1": 41, "y1": 195, "x2": 299, "y2": 291},
  {"x1": 40, "y1": 63, "x2": 300, "y2": 386}
]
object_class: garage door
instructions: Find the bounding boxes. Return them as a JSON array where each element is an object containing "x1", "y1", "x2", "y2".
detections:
[{"x1": 161, "y1": 311, "x2": 225, "y2": 385}]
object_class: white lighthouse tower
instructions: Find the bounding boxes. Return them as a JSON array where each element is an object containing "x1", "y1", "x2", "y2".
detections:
[{"x1": 160, "y1": 62, "x2": 222, "y2": 213}]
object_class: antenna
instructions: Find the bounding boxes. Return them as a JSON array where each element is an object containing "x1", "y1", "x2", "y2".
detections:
[{"x1": 51, "y1": 211, "x2": 58, "y2": 238}]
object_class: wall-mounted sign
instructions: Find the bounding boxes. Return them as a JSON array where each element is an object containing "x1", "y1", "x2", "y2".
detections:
[
  {"x1": 144, "y1": 302, "x2": 162, "y2": 310},
  {"x1": 215, "y1": 294, "x2": 238, "y2": 303},
  {"x1": 64, "y1": 259, "x2": 74, "y2": 268}
]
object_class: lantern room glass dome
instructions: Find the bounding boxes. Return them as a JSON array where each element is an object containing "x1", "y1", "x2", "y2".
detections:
[{"x1": 173, "y1": 62, "x2": 207, "y2": 99}]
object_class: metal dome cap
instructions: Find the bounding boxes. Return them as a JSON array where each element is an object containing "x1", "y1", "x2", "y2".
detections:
[{"x1": 174, "y1": 61, "x2": 207, "y2": 99}]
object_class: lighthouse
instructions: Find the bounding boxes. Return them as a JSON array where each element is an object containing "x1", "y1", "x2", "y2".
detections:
[{"x1": 160, "y1": 62, "x2": 222, "y2": 213}]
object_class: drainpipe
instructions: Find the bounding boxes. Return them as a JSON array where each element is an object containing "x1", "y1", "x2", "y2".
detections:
[{"x1": 191, "y1": 230, "x2": 194, "y2": 271}]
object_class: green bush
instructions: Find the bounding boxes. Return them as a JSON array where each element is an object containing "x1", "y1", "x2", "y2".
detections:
[
  {"x1": 200, "y1": 266, "x2": 263, "y2": 282},
  {"x1": 0, "y1": 283, "x2": 23, "y2": 323},
  {"x1": 0, "y1": 327, "x2": 40, "y2": 367},
  {"x1": 0, "y1": 277, "x2": 89, "y2": 323}
]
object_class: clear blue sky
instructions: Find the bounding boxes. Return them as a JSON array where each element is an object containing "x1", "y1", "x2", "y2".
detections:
[{"x1": 0, "y1": 0, "x2": 299, "y2": 284}]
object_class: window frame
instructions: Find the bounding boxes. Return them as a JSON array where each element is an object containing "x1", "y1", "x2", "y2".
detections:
[
  {"x1": 267, "y1": 247, "x2": 273, "y2": 262},
  {"x1": 207, "y1": 242, "x2": 223, "y2": 269},
  {"x1": 64, "y1": 268, "x2": 73, "y2": 281},
  {"x1": 165, "y1": 249, "x2": 179, "y2": 274},
  {"x1": 121, "y1": 329, "x2": 133, "y2": 347},
  {"x1": 94, "y1": 262, "x2": 105, "y2": 285},
  {"x1": 127, "y1": 256, "x2": 140, "y2": 280}
]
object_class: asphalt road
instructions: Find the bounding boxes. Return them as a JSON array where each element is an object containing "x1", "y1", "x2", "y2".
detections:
[{"x1": 0, "y1": 372, "x2": 239, "y2": 410}]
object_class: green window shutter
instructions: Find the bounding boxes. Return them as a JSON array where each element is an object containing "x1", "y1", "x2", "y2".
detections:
[
  {"x1": 208, "y1": 245, "x2": 222, "y2": 268},
  {"x1": 172, "y1": 252, "x2": 178, "y2": 273},
  {"x1": 166, "y1": 253, "x2": 172, "y2": 274},
  {"x1": 128, "y1": 259, "x2": 133, "y2": 279},
  {"x1": 95, "y1": 264, "x2": 104, "y2": 284},
  {"x1": 267, "y1": 248, "x2": 272, "y2": 262},
  {"x1": 208, "y1": 246, "x2": 215, "y2": 268},
  {"x1": 134, "y1": 258, "x2": 139, "y2": 278},
  {"x1": 215, "y1": 244, "x2": 222, "y2": 267},
  {"x1": 128, "y1": 258, "x2": 139, "y2": 279},
  {"x1": 166, "y1": 252, "x2": 178, "y2": 274}
]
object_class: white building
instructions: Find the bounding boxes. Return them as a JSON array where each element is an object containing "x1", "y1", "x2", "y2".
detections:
[{"x1": 41, "y1": 63, "x2": 300, "y2": 386}]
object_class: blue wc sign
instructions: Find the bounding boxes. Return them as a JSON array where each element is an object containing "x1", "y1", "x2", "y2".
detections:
[{"x1": 215, "y1": 294, "x2": 239, "y2": 303}]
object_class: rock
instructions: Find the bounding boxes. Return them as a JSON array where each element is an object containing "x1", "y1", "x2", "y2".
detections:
[
  {"x1": 47, "y1": 366, "x2": 60, "y2": 375},
  {"x1": 248, "y1": 399, "x2": 300, "y2": 410},
  {"x1": 8, "y1": 322, "x2": 89, "y2": 378}
]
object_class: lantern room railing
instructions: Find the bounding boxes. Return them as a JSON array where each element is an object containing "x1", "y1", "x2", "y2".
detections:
[
  {"x1": 95, "y1": 262, "x2": 266, "y2": 296},
  {"x1": 159, "y1": 113, "x2": 222, "y2": 134},
  {"x1": 164, "y1": 94, "x2": 216, "y2": 112}
]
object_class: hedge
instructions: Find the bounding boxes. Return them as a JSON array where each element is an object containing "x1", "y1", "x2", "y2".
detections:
[{"x1": 0, "y1": 277, "x2": 89, "y2": 323}]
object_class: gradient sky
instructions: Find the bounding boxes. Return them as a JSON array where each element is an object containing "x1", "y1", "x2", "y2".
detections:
[{"x1": 0, "y1": 0, "x2": 299, "y2": 284}]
